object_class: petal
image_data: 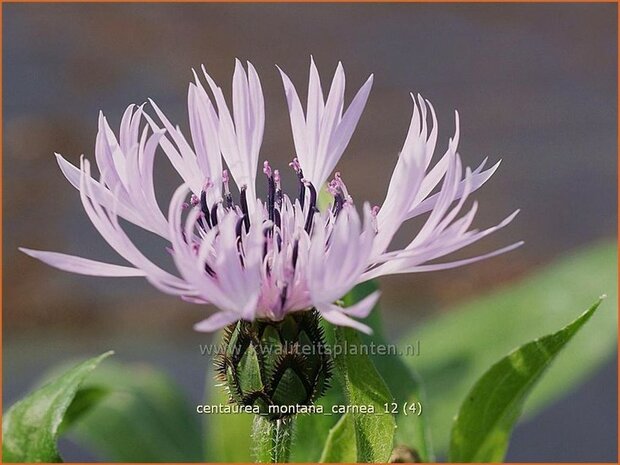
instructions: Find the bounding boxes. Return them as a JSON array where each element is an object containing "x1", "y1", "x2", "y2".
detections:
[
  {"x1": 232, "y1": 59, "x2": 251, "y2": 172},
  {"x1": 201, "y1": 61, "x2": 264, "y2": 207},
  {"x1": 400, "y1": 242, "x2": 524, "y2": 273},
  {"x1": 148, "y1": 98, "x2": 205, "y2": 192},
  {"x1": 96, "y1": 112, "x2": 127, "y2": 192},
  {"x1": 278, "y1": 65, "x2": 307, "y2": 167},
  {"x1": 306, "y1": 56, "x2": 325, "y2": 165},
  {"x1": 280, "y1": 60, "x2": 372, "y2": 189},
  {"x1": 316, "y1": 303, "x2": 373, "y2": 335},
  {"x1": 79, "y1": 159, "x2": 190, "y2": 293},
  {"x1": 408, "y1": 159, "x2": 501, "y2": 219},
  {"x1": 187, "y1": 79, "x2": 223, "y2": 181},
  {"x1": 193, "y1": 311, "x2": 240, "y2": 332},
  {"x1": 247, "y1": 61, "x2": 265, "y2": 160},
  {"x1": 19, "y1": 248, "x2": 146, "y2": 277},
  {"x1": 340, "y1": 290, "x2": 380, "y2": 318},
  {"x1": 328, "y1": 73, "x2": 373, "y2": 164},
  {"x1": 313, "y1": 62, "x2": 345, "y2": 186},
  {"x1": 55, "y1": 153, "x2": 152, "y2": 232}
]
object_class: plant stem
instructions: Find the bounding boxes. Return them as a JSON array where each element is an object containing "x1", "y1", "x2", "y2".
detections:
[{"x1": 252, "y1": 415, "x2": 295, "y2": 463}]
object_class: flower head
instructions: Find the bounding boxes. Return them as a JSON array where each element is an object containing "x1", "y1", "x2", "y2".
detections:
[{"x1": 21, "y1": 59, "x2": 521, "y2": 334}]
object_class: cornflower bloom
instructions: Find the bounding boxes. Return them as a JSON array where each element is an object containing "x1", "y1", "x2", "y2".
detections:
[{"x1": 21, "y1": 58, "x2": 521, "y2": 335}]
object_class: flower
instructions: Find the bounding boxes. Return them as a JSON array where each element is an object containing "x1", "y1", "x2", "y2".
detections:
[{"x1": 20, "y1": 58, "x2": 522, "y2": 334}]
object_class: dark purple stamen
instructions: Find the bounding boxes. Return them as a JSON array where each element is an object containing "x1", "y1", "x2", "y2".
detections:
[
  {"x1": 210, "y1": 203, "x2": 219, "y2": 227},
  {"x1": 240, "y1": 187, "x2": 250, "y2": 233},
  {"x1": 298, "y1": 176, "x2": 306, "y2": 210},
  {"x1": 235, "y1": 216, "x2": 245, "y2": 240},
  {"x1": 276, "y1": 189, "x2": 283, "y2": 210},
  {"x1": 263, "y1": 228, "x2": 270, "y2": 260},
  {"x1": 274, "y1": 209, "x2": 281, "y2": 230},
  {"x1": 267, "y1": 177, "x2": 275, "y2": 223},
  {"x1": 204, "y1": 262, "x2": 216, "y2": 277},
  {"x1": 307, "y1": 182, "x2": 318, "y2": 211},
  {"x1": 224, "y1": 192, "x2": 234, "y2": 209},
  {"x1": 222, "y1": 170, "x2": 234, "y2": 209},
  {"x1": 304, "y1": 182, "x2": 318, "y2": 233},
  {"x1": 235, "y1": 213, "x2": 246, "y2": 267},
  {"x1": 292, "y1": 240, "x2": 299, "y2": 269},
  {"x1": 237, "y1": 238, "x2": 245, "y2": 267},
  {"x1": 200, "y1": 190, "x2": 212, "y2": 229},
  {"x1": 332, "y1": 193, "x2": 345, "y2": 217},
  {"x1": 200, "y1": 190, "x2": 208, "y2": 212},
  {"x1": 274, "y1": 170, "x2": 283, "y2": 239},
  {"x1": 280, "y1": 286, "x2": 288, "y2": 309}
]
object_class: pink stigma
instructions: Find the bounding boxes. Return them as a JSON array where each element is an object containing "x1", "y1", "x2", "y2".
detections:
[
  {"x1": 263, "y1": 160, "x2": 272, "y2": 177},
  {"x1": 289, "y1": 158, "x2": 302, "y2": 173}
]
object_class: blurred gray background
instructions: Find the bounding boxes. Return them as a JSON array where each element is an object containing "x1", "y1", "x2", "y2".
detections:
[{"x1": 3, "y1": 3, "x2": 617, "y2": 462}]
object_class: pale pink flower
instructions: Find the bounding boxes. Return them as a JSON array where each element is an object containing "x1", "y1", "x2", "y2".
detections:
[{"x1": 20, "y1": 59, "x2": 521, "y2": 334}]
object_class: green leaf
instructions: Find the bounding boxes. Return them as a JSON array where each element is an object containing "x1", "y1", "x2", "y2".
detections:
[
  {"x1": 399, "y1": 241, "x2": 617, "y2": 454},
  {"x1": 58, "y1": 386, "x2": 109, "y2": 434},
  {"x1": 346, "y1": 282, "x2": 434, "y2": 462},
  {"x1": 450, "y1": 299, "x2": 603, "y2": 462},
  {"x1": 67, "y1": 362, "x2": 203, "y2": 462},
  {"x1": 2, "y1": 351, "x2": 113, "y2": 463},
  {"x1": 332, "y1": 324, "x2": 396, "y2": 462},
  {"x1": 319, "y1": 413, "x2": 357, "y2": 462}
]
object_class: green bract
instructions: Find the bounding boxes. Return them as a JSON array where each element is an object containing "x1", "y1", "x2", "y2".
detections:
[{"x1": 215, "y1": 310, "x2": 332, "y2": 420}]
